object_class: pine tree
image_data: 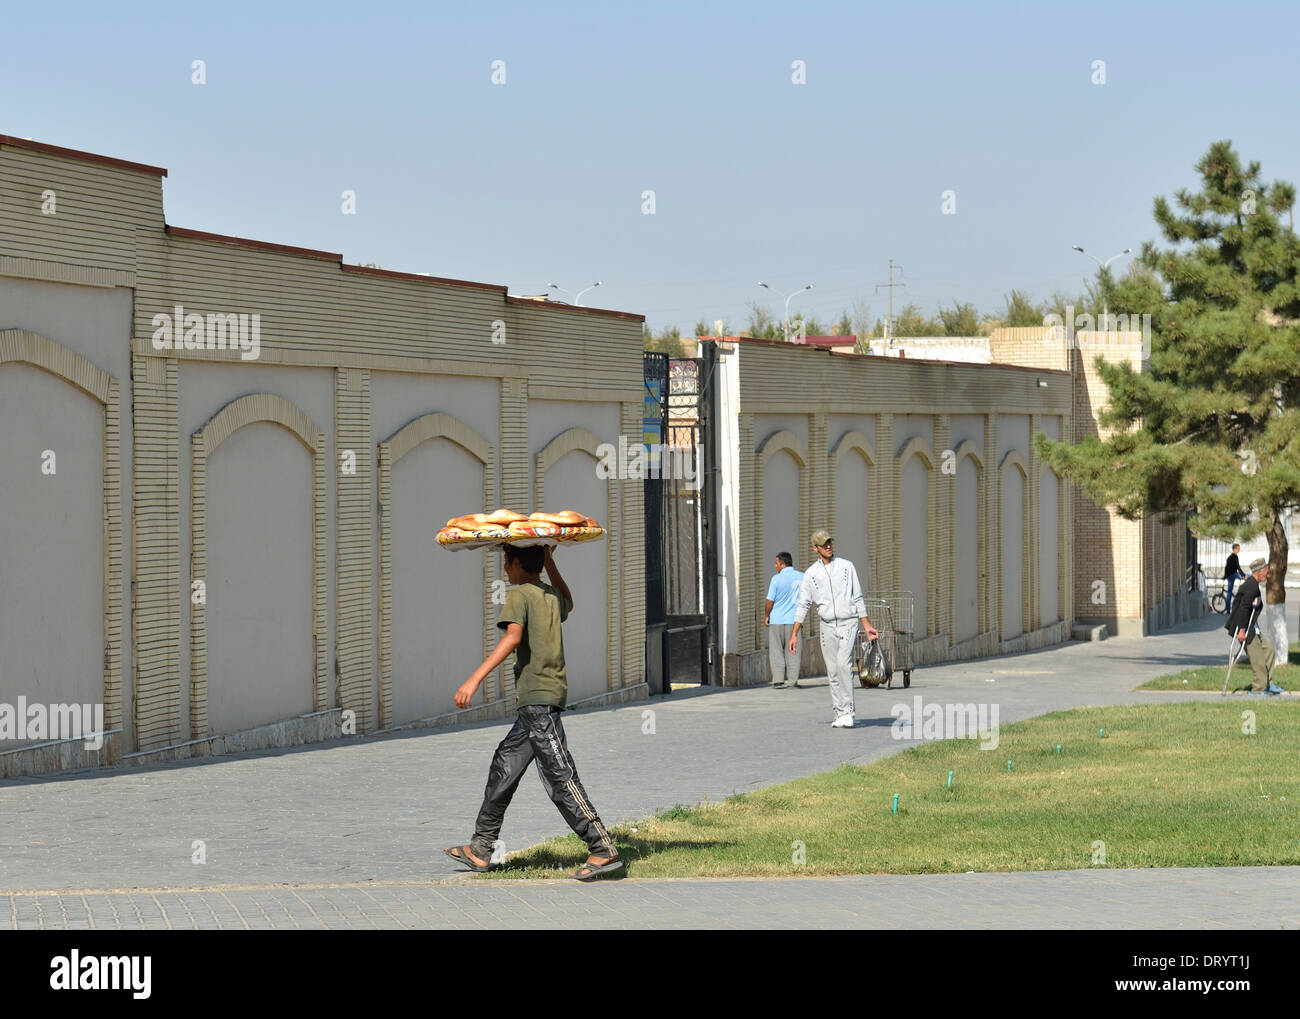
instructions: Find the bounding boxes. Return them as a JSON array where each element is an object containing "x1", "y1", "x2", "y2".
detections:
[{"x1": 1036, "y1": 140, "x2": 1300, "y2": 626}]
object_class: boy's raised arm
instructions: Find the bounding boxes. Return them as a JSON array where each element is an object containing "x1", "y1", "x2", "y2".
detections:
[{"x1": 543, "y1": 545, "x2": 574, "y2": 612}]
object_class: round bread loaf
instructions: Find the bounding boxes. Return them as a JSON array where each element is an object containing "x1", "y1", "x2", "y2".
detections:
[
  {"x1": 528, "y1": 510, "x2": 587, "y2": 526},
  {"x1": 484, "y1": 508, "x2": 528, "y2": 524}
]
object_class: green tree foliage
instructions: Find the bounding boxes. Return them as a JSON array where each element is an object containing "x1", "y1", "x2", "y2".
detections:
[
  {"x1": 883, "y1": 302, "x2": 945, "y2": 337},
  {"x1": 745, "y1": 301, "x2": 781, "y2": 339},
  {"x1": 1035, "y1": 140, "x2": 1300, "y2": 605},
  {"x1": 745, "y1": 301, "x2": 826, "y2": 340},
  {"x1": 793, "y1": 314, "x2": 825, "y2": 337},
  {"x1": 642, "y1": 323, "x2": 694, "y2": 359},
  {"x1": 938, "y1": 301, "x2": 981, "y2": 336},
  {"x1": 1002, "y1": 289, "x2": 1045, "y2": 327}
]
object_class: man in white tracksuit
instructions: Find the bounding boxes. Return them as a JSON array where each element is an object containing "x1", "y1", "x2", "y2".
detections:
[{"x1": 788, "y1": 529, "x2": 878, "y2": 728}]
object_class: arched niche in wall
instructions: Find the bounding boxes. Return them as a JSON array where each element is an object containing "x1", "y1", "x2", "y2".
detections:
[
  {"x1": 998, "y1": 449, "x2": 1031, "y2": 641},
  {"x1": 535, "y1": 427, "x2": 618, "y2": 696},
  {"x1": 0, "y1": 329, "x2": 122, "y2": 738},
  {"x1": 190, "y1": 393, "x2": 325, "y2": 738},
  {"x1": 377, "y1": 412, "x2": 494, "y2": 726}
]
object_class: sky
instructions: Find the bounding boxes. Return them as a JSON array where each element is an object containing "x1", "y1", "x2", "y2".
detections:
[{"x1": 4, "y1": 0, "x2": 1299, "y2": 333}]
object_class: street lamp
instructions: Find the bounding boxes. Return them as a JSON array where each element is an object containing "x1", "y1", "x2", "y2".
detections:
[
  {"x1": 550, "y1": 281, "x2": 603, "y2": 306},
  {"x1": 1072, "y1": 245, "x2": 1132, "y2": 325},
  {"x1": 757, "y1": 282, "x2": 815, "y2": 342},
  {"x1": 1071, "y1": 245, "x2": 1132, "y2": 270},
  {"x1": 574, "y1": 281, "x2": 603, "y2": 306}
]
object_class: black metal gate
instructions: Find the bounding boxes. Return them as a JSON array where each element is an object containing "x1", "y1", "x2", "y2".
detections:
[{"x1": 643, "y1": 348, "x2": 716, "y2": 691}]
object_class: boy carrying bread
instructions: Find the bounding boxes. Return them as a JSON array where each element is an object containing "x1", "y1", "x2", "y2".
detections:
[{"x1": 444, "y1": 543, "x2": 622, "y2": 880}]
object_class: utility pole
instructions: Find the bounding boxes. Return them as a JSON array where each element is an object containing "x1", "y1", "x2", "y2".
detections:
[
  {"x1": 875, "y1": 260, "x2": 904, "y2": 348},
  {"x1": 888, "y1": 258, "x2": 894, "y2": 346}
]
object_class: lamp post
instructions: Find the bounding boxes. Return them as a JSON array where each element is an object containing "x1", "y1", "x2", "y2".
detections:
[
  {"x1": 1071, "y1": 245, "x2": 1131, "y2": 324},
  {"x1": 547, "y1": 281, "x2": 603, "y2": 306},
  {"x1": 575, "y1": 281, "x2": 603, "y2": 306},
  {"x1": 757, "y1": 282, "x2": 815, "y2": 342}
]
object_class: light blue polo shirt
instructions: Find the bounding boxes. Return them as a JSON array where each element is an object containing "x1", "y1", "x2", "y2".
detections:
[{"x1": 766, "y1": 567, "x2": 804, "y2": 625}]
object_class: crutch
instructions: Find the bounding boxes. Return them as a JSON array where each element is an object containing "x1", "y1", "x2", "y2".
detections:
[{"x1": 1222, "y1": 603, "x2": 1260, "y2": 696}]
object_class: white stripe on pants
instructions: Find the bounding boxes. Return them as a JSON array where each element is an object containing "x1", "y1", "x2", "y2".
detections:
[{"x1": 818, "y1": 619, "x2": 858, "y2": 719}]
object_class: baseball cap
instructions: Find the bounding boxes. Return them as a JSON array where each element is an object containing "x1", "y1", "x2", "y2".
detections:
[{"x1": 811, "y1": 529, "x2": 832, "y2": 546}]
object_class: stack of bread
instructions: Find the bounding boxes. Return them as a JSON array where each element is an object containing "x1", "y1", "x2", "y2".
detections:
[{"x1": 437, "y1": 508, "x2": 604, "y2": 550}]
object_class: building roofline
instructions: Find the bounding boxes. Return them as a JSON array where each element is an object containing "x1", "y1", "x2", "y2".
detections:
[
  {"x1": 4, "y1": 134, "x2": 643, "y2": 320},
  {"x1": 0, "y1": 134, "x2": 168, "y2": 177},
  {"x1": 713, "y1": 334, "x2": 1072, "y2": 375},
  {"x1": 504, "y1": 295, "x2": 645, "y2": 322},
  {"x1": 824, "y1": 346, "x2": 1071, "y2": 376},
  {"x1": 165, "y1": 227, "x2": 644, "y2": 316},
  {"x1": 341, "y1": 262, "x2": 507, "y2": 295},
  {"x1": 166, "y1": 225, "x2": 342, "y2": 262}
]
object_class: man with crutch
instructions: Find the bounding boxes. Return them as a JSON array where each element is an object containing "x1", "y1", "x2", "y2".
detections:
[{"x1": 1223, "y1": 557, "x2": 1285, "y2": 697}]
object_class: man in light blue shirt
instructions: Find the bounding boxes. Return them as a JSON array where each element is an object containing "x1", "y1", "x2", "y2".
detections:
[{"x1": 764, "y1": 552, "x2": 804, "y2": 688}]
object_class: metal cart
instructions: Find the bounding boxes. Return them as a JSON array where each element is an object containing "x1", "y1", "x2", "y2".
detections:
[{"x1": 853, "y1": 590, "x2": 916, "y2": 688}]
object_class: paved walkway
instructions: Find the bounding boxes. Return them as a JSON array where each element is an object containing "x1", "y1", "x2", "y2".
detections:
[
  {"x1": 6, "y1": 867, "x2": 1297, "y2": 929},
  {"x1": 3, "y1": 610, "x2": 1297, "y2": 928}
]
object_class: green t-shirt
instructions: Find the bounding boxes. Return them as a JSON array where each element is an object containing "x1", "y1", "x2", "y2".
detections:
[{"x1": 497, "y1": 581, "x2": 570, "y2": 709}]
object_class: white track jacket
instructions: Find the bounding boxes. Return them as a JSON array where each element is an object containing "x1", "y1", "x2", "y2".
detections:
[{"x1": 794, "y1": 556, "x2": 867, "y2": 624}]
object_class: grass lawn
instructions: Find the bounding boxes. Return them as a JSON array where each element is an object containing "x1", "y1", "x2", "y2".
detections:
[
  {"x1": 1138, "y1": 643, "x2": 1300, "y2": 692},
  {"x1": 481, "y1": 702, "x2": 1300, "y2": 879}
]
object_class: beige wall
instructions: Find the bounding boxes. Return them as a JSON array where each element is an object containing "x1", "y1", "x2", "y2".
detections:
[
  {"x1": 1000, "y1": 466, "x2": 1026, "y2": 640},
  {"x1": 390, "y1": 437, "x2": 486, "y2": 721},
  {"x1": 953, "y1": 458, "x2": 980, "y2": 642},
  {"x1": 832, "y1": 452, "x2": 871, "y2": 586},
  {"x1": 991, "y1": 326, "x2": 1191, "y2": 636},
  {"x1": 204, "y1": 421, "x2": 317, "y2": 734},
  {"x1": 0, "y1": 363, "x2": 105, "y2": 745},
  {"x1": 0, "y1": 277, "x2": 133, "y2": 759},
  {"x1": 0, "y1": 137, "x2": 647, "y2": 774},
  {"x1": 728, "y1": 338, "x2": 1073, "y2": 682}
]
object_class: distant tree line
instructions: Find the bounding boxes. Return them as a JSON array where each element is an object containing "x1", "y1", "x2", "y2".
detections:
[{"x1": 642, "y1": 267, "x2": 1143, "y2": 354}]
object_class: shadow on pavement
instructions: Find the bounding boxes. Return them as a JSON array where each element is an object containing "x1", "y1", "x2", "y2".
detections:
[{"x1": 494, "y1": 836, "x2": 731, "y2": 880}]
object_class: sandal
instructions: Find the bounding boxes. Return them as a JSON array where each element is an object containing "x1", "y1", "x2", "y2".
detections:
[
  {"x1": 572, "y1": 856, "x2": 624, "y2": 881},
  {"x1": 443, "y1": 844, "x2": 492, "y2": 872}
]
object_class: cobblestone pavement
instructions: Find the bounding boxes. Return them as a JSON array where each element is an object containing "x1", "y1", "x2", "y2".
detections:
[
  {"x1": 7, "y1": 867, "x2": 1298, "y2": 929},
  {"x1": 3, "y1": 611, "x2": 1297, "y2": 928}
]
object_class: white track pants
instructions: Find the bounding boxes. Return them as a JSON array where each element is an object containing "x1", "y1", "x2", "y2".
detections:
[{"x1": 818, "y1": 619, "x2": 858, "y2": 719}]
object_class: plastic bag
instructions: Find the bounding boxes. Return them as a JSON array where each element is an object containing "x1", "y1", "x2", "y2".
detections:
[{"x1": 864, "y1": 639, "x2": 893, "y2": 682}]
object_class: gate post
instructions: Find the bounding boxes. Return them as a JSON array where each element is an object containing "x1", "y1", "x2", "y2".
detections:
[{"x1": 701, "y1": 340, "x2": 720, "y2": 685}]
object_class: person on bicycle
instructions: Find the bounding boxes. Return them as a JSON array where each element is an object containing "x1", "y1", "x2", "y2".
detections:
[{"x1": 1224, "y1": 544, "x2": 1246, "y2": 611}]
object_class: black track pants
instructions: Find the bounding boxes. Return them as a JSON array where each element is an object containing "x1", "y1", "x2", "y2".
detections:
[{"x1": 470, "y1": 705, "x2": 616, "y2": 861}]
